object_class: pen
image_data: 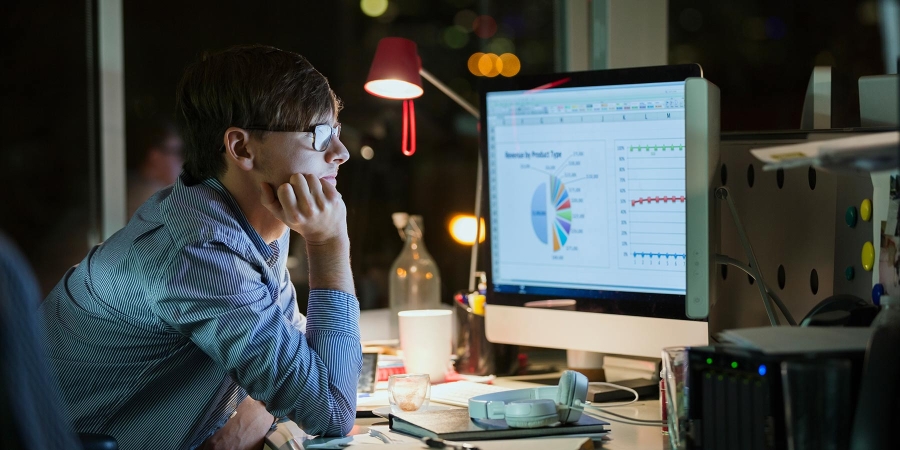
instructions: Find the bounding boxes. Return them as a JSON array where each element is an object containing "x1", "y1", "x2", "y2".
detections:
[
  {"x1": 368, "y1": 428, "x2": 394, "y2": 444},
  {"x1": 421, "y1": 436, "x2": 481, "y2": 450}
]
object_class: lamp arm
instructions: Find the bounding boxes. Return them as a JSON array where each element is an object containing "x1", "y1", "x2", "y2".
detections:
[
  {"x1": 419, "y1": 68, "x2": 480, "y2": 119},
  {"x1": 416, "y1": 68, "x2": 483, "y2": 292},
  {"x1": 468, "y1": 153, "x2": 483, "y2": 292}
]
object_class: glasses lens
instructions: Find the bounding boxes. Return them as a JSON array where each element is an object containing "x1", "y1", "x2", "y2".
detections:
[{"x1": 314, "y1": 124, "x2": 332, "y2": 151}]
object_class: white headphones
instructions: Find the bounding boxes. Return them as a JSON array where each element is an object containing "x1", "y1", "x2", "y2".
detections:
[{"x1": 467, "y1": 370, "x2": 589, "y2": 428}]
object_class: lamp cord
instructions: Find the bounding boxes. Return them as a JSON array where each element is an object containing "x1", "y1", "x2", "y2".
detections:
[{"x1": 401, "y1": 100, "x2": 416, "y2": 156}]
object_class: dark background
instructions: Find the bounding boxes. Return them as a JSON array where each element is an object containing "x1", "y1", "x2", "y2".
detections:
[{"x1": 0, "y1": 0, "x2": 888, "y2": 307}]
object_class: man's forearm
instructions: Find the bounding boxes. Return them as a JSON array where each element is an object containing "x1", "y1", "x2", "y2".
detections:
[{"x1": 306, "y1": 236, "x2": 355, "y2": 295}]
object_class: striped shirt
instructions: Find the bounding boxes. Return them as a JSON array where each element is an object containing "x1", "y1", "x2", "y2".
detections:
[{"x1": 39, "y1": 174, "x2": 361, "y2": 450}]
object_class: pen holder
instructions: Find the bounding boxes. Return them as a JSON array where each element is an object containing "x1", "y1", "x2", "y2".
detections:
[{"x1": 453, "y1": 301, "x2": 519, "y2": 376}]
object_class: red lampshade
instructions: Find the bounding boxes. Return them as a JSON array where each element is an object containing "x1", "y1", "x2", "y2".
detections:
[{"x1": 365, "y1": 38, "x2": 424, "y2": 100}]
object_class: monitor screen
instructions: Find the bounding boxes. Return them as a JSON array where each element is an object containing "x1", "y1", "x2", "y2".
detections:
[{"x1": 481, "y1": 66, "x2": 708, "y2": 321}]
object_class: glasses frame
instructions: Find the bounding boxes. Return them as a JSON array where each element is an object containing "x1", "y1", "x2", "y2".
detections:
[{"x1": 219, "y1": 123, "x2": 341, "y2": 153}]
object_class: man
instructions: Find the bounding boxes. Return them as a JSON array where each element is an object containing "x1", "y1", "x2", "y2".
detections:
[
  {"x1": 127, "y1": 115, "x2": 185, "y2": 217},
  {"x1": 39, "y1": 45, "x2": 360, "y2": 450}
]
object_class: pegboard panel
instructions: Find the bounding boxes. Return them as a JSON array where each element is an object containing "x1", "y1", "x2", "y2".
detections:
[{"x1": 712, "y1": 130, "x2": 874, "y2": 334}]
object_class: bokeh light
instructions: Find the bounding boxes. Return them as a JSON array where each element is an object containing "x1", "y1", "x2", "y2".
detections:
[
  {"x1": 360, "y1": 145, "x2": 374, "y2": 160},
  {"x1": 449, "y1": 215, "x2": 486, "y2": 245},
  {"x1": 473, "y1": 15, "x2": 498, "y2": 39},
  {"x1": 360, "y1": 0, "x2": 389, "y2": 17},
  {"x1": 443, "y1": 25, "x2": 469, "y2": 49},
  {"x1": 467, "y1": 53, "x2": 519, "y2": 77},
  {"x1": 487, "y1": 37, "x2": 515, "y2": 54},
  {"x1": 374, "y1": 1, "x2": 399, "y2": 23},
  {"x1": 454, "y1": 9, "x2": 477, "y2": 30},
  {"x1": 858, "y1": 1, "x2": 879, "y2": 25},
  {"x1": 467, "y1": 52, "x2": 485, "y2": 76},
  {"x1": 479, "y1": 53, "x2": 502, "y2": 77},
  {"x1": 499, "y1": 53, "x2": 520, "y2": 77}
]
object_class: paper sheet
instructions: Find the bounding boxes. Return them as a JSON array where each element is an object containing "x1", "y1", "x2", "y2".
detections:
[{"x1": 750, "y1": 131, "x2": 899, "y2": 173}]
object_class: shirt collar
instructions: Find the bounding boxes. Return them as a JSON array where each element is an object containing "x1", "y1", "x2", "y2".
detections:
[{"x1": 195, "y1": 175, "x2": 277, "y2": 262}]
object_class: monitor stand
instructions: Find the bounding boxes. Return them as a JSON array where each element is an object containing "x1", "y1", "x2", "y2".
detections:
[{"x1": 567, "y1": 350, "x2": 605, "y2": 382}]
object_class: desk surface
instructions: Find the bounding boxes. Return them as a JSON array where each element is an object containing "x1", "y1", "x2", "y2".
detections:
[{"x1": 271, "y1": 378, "x2": 670, "y2": 450}]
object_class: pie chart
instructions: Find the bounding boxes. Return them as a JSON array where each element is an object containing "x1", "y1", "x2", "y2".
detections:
[{"x1": 531, "y1": 176, "x2": 572, "y2": 251}]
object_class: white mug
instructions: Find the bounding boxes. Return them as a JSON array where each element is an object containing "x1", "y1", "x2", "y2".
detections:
[{"x1": 398, "y1": 309, "x2": 452, "y2": 383}]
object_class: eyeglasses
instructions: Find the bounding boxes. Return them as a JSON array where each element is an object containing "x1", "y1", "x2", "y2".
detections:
[{"x1": 221, "y1": 123, "x2": 342, "y2": 152}]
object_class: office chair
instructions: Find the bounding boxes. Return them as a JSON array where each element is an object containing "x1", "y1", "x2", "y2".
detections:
[
  {"x1": 800, "y1": 294, "x2": 879, "y2": 327},
  {"x1": 0, "y1": 232, "x2": 117, "y2": 450}
]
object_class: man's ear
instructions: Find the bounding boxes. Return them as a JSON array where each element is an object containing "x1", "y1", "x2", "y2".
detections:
[{"x1": 223, "y1": 127, "x2": 255, "y2": 171}]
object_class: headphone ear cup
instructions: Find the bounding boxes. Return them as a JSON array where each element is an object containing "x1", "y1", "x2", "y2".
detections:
[
  {"x1": 556, "y1": 370, "x2": 588, "y2": 423},
  {"x1": 504, "y1": 399, "x2": 559, "y2": 429}
]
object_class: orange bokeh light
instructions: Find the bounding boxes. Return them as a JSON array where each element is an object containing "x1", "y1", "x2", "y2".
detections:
[
  {"x1": 479, "y1": 53, "x2": 502, "y2": 77},
  {"x1": 467, "y1": 52, "x2": 485, "y2": 76},
  {"x1": 499, "y1": 53, "x2": 521, "y2": 77}
]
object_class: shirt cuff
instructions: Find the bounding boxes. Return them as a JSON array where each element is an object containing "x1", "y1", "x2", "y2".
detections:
[{"x1": 305, "y1": 289, "x2": 360, "y2": 337}]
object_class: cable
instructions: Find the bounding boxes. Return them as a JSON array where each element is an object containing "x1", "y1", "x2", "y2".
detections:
[
  {"x1": 569, "y1": 383, "x2": 665, "y2": 427},
  {"x1": 716, "y1": 187, "x2": 779, "y2": 326},
  {"x1": 580, "y1": 403, "x2": 665, "y2": 426},
  {"x1": 715, "y1": 255, "x2": 798, "y2": 326},
  {"x1": 585, "y1": 382, "x2": 639, "y2": 407},
  {"x1": 717, "y1": 255, "x2": 796, "y2": 325}
]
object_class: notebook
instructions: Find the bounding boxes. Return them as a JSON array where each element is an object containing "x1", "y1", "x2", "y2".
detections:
[{"x1": 388, "y1": 408, "x2": 609, "y2": 441}]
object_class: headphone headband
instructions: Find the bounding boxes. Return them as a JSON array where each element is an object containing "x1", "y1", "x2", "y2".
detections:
[
  {"x1": 467, "y1": 370, "x2": 589, "y2": 427},
  {"x1": 468, "y1": 386, "x2": 560, "y2": 420}
]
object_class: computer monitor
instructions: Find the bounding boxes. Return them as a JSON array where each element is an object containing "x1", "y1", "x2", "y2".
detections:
[{"x1": 480, "y1": 65, "x2": 719, "y2": 358}]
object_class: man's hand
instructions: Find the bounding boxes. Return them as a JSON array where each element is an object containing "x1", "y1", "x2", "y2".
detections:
[
  {"x1": 260, "y1": 173, "x2": 347, "y2": 245},
  {"x1": 261, "y1": 173, "x2": 354, "y2": 294},
  {"x1": 200, "y1": 397, "x2": 274, "y2": 450}
]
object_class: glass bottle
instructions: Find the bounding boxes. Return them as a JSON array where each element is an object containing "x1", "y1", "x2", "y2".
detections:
[
  {"x1": 871, "y1": 295, "x2": 900, "y2": 329},
  {"x1": 389, "y1": 214, "x2": 442, "y2": 334}
]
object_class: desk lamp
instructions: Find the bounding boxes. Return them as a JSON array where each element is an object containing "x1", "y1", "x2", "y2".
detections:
[{"x1": 365, "y1": 37, "x2": 483, "y2": 291}]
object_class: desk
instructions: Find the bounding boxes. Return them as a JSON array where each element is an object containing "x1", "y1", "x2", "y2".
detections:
[{"x1": 268, "y1": 378, "x2": 670, "y2": 449}]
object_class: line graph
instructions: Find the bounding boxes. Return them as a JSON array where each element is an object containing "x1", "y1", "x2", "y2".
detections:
[
  {"x1": 628, "y1": 144, "x2": 684, "y2": 152},
  {"x1": 631, "y1": 195, "x2": 685, "y2": 206},
  {"x1": 615, "y1": 138, "x2": 687, "y2": 271},
  {"x1": 633, "y1": 252, "x2": 686, "y2": 259}
]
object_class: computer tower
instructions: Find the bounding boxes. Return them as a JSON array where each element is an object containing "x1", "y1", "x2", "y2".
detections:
[{"x1": 684, "y1": 345, "x2": 865, "y2": 450}]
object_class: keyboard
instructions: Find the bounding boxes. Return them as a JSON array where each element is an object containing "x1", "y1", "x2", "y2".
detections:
[{"x1": 430, "y1": 381, "x2": 512, "y2": 407}]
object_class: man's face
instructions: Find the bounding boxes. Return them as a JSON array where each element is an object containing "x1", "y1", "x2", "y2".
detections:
[
  {"x1": 153, "y1": 134, "x2": 185, "y2": 185},
  {"x1": 249, "y1": 116, "x2": 350, "y2": 188}
]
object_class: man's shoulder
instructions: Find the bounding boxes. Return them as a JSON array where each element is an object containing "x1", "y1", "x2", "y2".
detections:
[{"x1": 157, "y1": 179, "x2": 249, "y2": 252}]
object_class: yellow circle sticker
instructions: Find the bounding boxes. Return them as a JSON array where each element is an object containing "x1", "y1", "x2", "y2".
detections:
[
  {"x1": 860, "y1": 199, "x2": 872, "y2": 222},
  {"x1": 862, "y1": 241, "x2": 875, "y2": 271}
]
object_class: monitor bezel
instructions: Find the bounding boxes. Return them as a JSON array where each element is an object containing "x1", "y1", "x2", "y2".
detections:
[{"x1": 477, "y1": 64, "x2": 706, "y2": 323}]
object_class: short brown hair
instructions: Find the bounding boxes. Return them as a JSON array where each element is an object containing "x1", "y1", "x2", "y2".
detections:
[{"x1": 175, "y1": 45, "x2": 340, "y2": 180}]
